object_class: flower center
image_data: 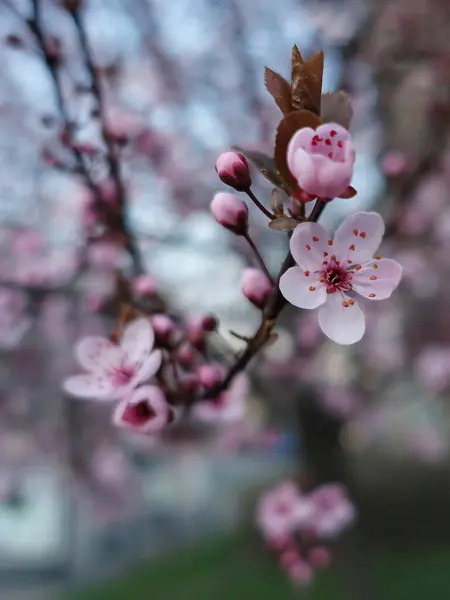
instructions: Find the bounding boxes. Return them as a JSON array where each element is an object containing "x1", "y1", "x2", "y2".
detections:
[
  {"x1": 135, "y1": 400, "x2": 155, "y2": 420},
  {"x1": 112, "y1": 366, "x2": 135, "y2": 387},
  {"x1": 320, "y1": 260, "x2": 353, "y2": 294}
]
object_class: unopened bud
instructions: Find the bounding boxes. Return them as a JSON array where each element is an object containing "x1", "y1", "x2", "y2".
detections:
[
  {"x1": 196, "y1": 364, "x2": 223, "y2": 389},
  {"x1": 210, "y1": 192, "x2": 248, "y2": 235},
  {"x1": 133, "y1": 275, "x2": 157, "y2": 296},
  {"x1": 307, "y1": 546, "x2": 331, "y2": 570},
  {"x1": 241, "y1": 268, "x2": 272, "y2": 309},
  {"x1": 215, "y1": 151, "x2": 252, "y2": 191},
  {"x1": 150, "y1": 314, "x2": 174, "y2": 344},
  {"x1": 176, "y1": 343, "x2": 195, "y2": 368}
]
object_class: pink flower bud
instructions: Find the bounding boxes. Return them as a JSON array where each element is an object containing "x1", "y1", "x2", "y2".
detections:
[
  {"x1": 185, "y1": 314, "x2": 217, "y2": 348},
  {"x1": 307, "y1": 546, "x2": 331, "y2": 570},
  {"x1": 176, "y1": 343, "x2": 195, "y2": 367},
  {"x1": 241, "y1": 268, "x2": 272, "y2": 309},
  {"x1": 201, "y1": 314, "x2": 218, "y2": 332},
  {"x1": 196, "y1": 363, "x2": 223, "y2": 389},
  {"x1": 150, "y1": 314, "x2": 174, "y2": 343},
  {"x1": 210, "y1": 192, "x2": 248, "y2": 235},
  {"x1": 215, "y1": 151, "x2": 252, "y2": 191},
  {"x1": 133, "y1": 275, "x2": 157, "y2": 296}
]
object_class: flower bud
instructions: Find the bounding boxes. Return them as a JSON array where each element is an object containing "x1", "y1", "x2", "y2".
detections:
[
  {"x1": 210, "y1": 192, "x2": 248, "y2": 235},
  {"x1": 307, "y1": 546, "x2": 331, "y2": 570},
  {"x1": 241, "y1": 268, "x2": 272, "y2": 309},
  {"x1": 196, "y1": 363, "x2": 223, "y2": 389},
  {"x1": 133, "y1": 275, "x2": 157, "y2": 296},
  {"x1": 176, "y1": 343, "x2": 195, "y2": 367},
  {"x1": 150, "y1": 314, "x2": 174, "y2": 344},
  {"x1": 215, "y1": 151, "x2": 252, "y2": 191}
]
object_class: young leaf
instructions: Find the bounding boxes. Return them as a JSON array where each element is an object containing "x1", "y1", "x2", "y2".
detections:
[
  {"x1": 338, "y1": 185, "x2": 357, "y2": 199},
  {"x1": 274, "y1": 110, "x2": 322, "y2": 187},
  {"x1": 321, "y1": 91, "x2": 353, "y2": 129},
  {"x1": 291, "y1": 50, "x2": 324, "y2": 115},
  {"x1": 268, "y1": 216, "x2": 299, "y2": 231},
  {"x1": 264, "y1": 67, "x2": 292, "y2": 115},
  {"x1": 232, "y1": 146, "x2": 286, "y2": 189}
]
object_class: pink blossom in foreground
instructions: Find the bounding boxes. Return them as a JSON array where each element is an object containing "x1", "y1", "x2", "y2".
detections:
[
  {"x1": 279, "y1": 212, "x2": 402, "y2": 344},
  {"x1": 193, "y1": 373, "x2": 249, "y2": 423},
  {"x1": 215, "y1": 151, "x2": 252, "y2": 191},
  {"x1": 114, "y1": 385, "x2": 172, "y2": 434},
  {"x1": 210, "y1": 192, "x2": 248, "y2": 234},
  {"x1": 287, "y1": 123, "x2": 355, "y2": 200},
  {"x1": 241, "y1": 268, "x2": 273, "y2": 308},
  {"x1": 63, "y1": 318, "x2": 162, "y2": 400}
]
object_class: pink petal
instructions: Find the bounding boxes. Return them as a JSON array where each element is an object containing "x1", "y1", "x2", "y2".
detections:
[
  {"x1": 120, "y1": 317, "x2": 154, "y2": 363},
  {"x1": 353, "y1": 258, "x2": 402, "y2": 300},
  {"x1": 114, "y1": 385, "x2": 169, "y2": 434},
  {"x1": 333, "y1": 212, "x2": 385, "y2": 264},
  {"x1": 318, "y1": 295, "x2": 365, "y2": 344},
  {"x1": 134, "y1": 349, "x2": 162, "y2": 383},
  {"x1": 279, "y1": 267, "x2": 326, "y2": 309},
  {"x1": 312, "y1": 155, "x2": 354, "y2": 198},
  {"x1": 290, "y1": 222, "x2": 330, "y2": 271},
  {"x1": 62, "y1": 373, "x2": 115, "y2": 400},
  {"x1": 74, "y1": 336, "x2": 115, "y2": 371},
  {"x1": 315, "y1": 122, "x2": 351, "y2": 142},
  {"x1": 287, "y1": 127, "x2": 315, "y2": 167}
]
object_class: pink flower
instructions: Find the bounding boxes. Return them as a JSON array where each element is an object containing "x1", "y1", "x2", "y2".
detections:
[
  {"x1": 256, "y1": 481, "x2": 314, "y2": 542},
  {"x1": 210, "y1": 192, "x2": 248, "y2": 234},
  {"x1": 307, "y1": 484, "x2": 356, "y2": 539},
  {"x1": 307, "y1": 546, "x2": 331, "y2": 570},
  {"x1": 193, "y1": 373, "x2": 249, "y2": 424},
  {"x1": 63, "y1": 318, "x2": 162, "y2": 400},
  {"x1": 279, "y1": 212, "x2": 402, "y2": 344},
  {"x1": 241, "y1": 268, "x2": 273, "y2": 309},
  {"x1": 114, "y1": 385, "x2": 172, "y2": 434},
  {"x1": 381, "y1": 151, "x2": 410, "y2": 177},
  {"x1": 149, "y1": 314, "x2": 174, "y2": 343},
  {"x1": 215, "y1": 151, "x2": 252, "y2": 191},
  {"x1": 287, "y1": 123, "x2": 355, "y2": 200},
  {"x1": 133, "y1": 274, "x2": 157, "y2": 296}
]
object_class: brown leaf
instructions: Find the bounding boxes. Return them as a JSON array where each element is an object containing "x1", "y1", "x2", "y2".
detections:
[
  {"x1": 274, "y1": 110, "x2": 322, "y2": 187},
  {"x1": 291, "y1": 50, "x2": 324, "y2": 115},
  {"x1": 268, "y1": 216, "x2": 299, "y2": 231},
  {"x1": 270, "y1": 188, "x2": 285, "y2": 216},
  {"x1": 338, "y1": 185, "x2": 357, "y2": 199},
  {"x1": 291, "y1": 45, "x2": 305, "y2": 75},
  {"x1": 232, "y1": 146, "x2": 286, "y2": 189},
  {"x1": 321, "y1": 91, "x2": 353, "y2": 129},
  {"x1": 264, "y1": 67, "x2": 292, "y2": 115}
]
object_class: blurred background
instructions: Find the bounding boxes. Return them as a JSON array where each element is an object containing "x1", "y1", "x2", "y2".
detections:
[{"x1": 1, "y1": 0, "x2": 450, "y2": 598}]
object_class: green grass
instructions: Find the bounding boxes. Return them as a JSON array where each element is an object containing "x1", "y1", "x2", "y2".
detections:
[{"x1": 69, "y1": 531, "x2": 450, "y2": 600}]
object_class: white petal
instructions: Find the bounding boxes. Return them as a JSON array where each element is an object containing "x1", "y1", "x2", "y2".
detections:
[
  {"x1": 279, "y1": 267, "x2": 326, "y2": 309},
  {"x1": 318, "y1": 296, "x2": 365, "y2": 345},
  {"x1": 333, "y1": 212, "x2": 385, "y2": 264},
  {"x1": 121, "y1": 317, "x2": 155, "y2": 363},
  {"x1": 134, "y1": 349, "x2": 162, "y2": 384},
  {"x1": 290, "y1": 222, "x2": 331, "y2": 272},
  {"x1": 74, "y1": 336, "x2": 115, "y2": 371},
  {"x1": 62, "y1": 373, "x2": 115, "y2": 400},
  {"x1": 353, "y1": 258, "x2": 403, "y2": 300}
]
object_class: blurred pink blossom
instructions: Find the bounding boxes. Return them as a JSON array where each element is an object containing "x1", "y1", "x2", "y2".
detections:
[
  {"x1": 63, "y1": 318, "x2": 162, "y2": 400},
  {"x1": 114, "y1": 385, "x2": 172, "y2": 434},
  {"x1": 241, "y1": 267, "x2": 272, "y2": 309},
  {"x1": 193, "y1": 373, "x2": 248, "y2": 424},
  {"x1": 381, "y1": 150, "x2": 410, "y2": 176},
  {"x1": 415, "y1": 346, "x2": 450, "y2": 393}
]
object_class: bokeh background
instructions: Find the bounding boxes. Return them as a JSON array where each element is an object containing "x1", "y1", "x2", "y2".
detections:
[{"x1": 1, "y1": 0, "x2": 450, "y2": 598}]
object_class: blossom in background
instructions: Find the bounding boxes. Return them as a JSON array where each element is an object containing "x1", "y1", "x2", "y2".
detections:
[
  {"x1": 287, "y1": 123, "x2": 355, "y2": 200},
  {"x1": 279, "y1": 212, "x2": 402, "y2": 344},
  {"x1": 307, "y1": 483, "x2": 356, "y2": 539},
  {"x1": 193, "y1": 373, "x2": 249, "y2": 424},
  {"x1": 63, "y1": 318, "x2": 162, "y2": 400},
  {"x1": 114, "y1": 385, "x2": 173, "y2": 434}
]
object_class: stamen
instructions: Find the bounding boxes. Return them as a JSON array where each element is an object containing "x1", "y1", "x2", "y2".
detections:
[
  {"x1": 348, "y1": 299, "x2": 355, "y2": 305},
  {"x1": 370, "y1": 275, "x2": 377, "y2": 281},
  {"x1": 337, "y1": 140, "x2": 343, "y2": 148},
  {"x1": 373, "y1": 264, "x2": 378, "y2": 270},
  {"x1": 360, "y1": 232, "x2": 366, "y2": 238},
  {"x1": 355, "y1": 265, "x2": 361, "y2": 271},
  {"x1": 343, "y1": 301, "x2": 349, "y2": 307},
  {"x1": 348, "y1": 244, "x2": 355, "y2": 251},
  {"x1": 330, "y1": 130, "x2": 337, "y2": 137},
  {"x1": 376, "y1": 256, "x2": 382, "y2": 260},
  {"x1": 309, "y1": 286, "x2": 316, "y2": 291},
  {"x1": 325, "y1": 139, "x2": 331, "y2": 146},
  {"x1": 304, "y1": 270, "x2": 310, "y2": 277},
  {"x1": 369, "y1": 293, "x2": 376, "y2": 297},
  {"x1": 312, "y1": 236, "x2": 319, "y2": 242},
  {"x1": 305, "y1": 244, "x2": 311, "y2": 251},
  {"x1": 353, "y1": 229, "x2": 358, "y2": 236},
  {"x1": 328, "y1": 240, "x2": 333, "y2": 246}
]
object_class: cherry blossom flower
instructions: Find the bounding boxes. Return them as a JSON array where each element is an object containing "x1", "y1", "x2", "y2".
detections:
[
  {"x1": 193, "y1": 373, "x2": 249, "y2": 424},
  {"x1": 287, "y1": 123, "x2": 356, "y2": 200},
  {"x1": 279, "y1": 212, "x2": 402, "y2": 344},
  {"x1": 114, "y1": 385, "x2": 173, "y2": 434},
  {"x1": 307, "y1": 483, "x2": 356, "y2": 539},
  {"x1": 63, "y1": 318, "x2": 162, "y2": 400},
  {"x1": 256, "y1": 481, "x2": 314, "y2": 543}
]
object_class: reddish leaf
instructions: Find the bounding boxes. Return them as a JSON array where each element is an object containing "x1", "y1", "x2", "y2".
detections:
[
  {"x1": 338, "y1": 185, "x2": 357, "y2": 199},
  {"x1": 264, "y1": 67, "x2": 292, "y2": 115},
  {"x1": 274, "y1": 110, "x2": 322, "y2": 188},
  {"x1": 291, "y1": 50, "x2": 324, "y2": 115},
  {"x1": 321, "y1": 91, "x2": 353, "y2": 129}
]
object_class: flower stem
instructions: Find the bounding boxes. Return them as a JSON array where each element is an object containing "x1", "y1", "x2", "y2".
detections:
[
  {"x1": 308, "y1": 199, "x2": 327, "y2": 222},
  {"x1": 243, "y1": 232, "x2": 275, "y2": 285},
  {"x1": 245, "y1": 189, "x2": 275, "y2": 220}
]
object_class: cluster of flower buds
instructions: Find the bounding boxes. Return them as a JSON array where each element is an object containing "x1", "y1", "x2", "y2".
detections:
[{"x1": 256, "y1": 481, "x2": 356, "y2": 584}]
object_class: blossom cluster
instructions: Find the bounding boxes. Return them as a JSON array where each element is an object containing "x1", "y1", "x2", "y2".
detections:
[{"x1": 257, "y1": 481, "x2": 356, "y2": 584}]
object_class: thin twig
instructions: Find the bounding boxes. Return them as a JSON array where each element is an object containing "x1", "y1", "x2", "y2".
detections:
[
  {"x1": 245, "y1": 189, "x2": 275, "y2": 219},
  {"x1": 243, "y1": 231, "x2": 275, "y2": 284}
]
